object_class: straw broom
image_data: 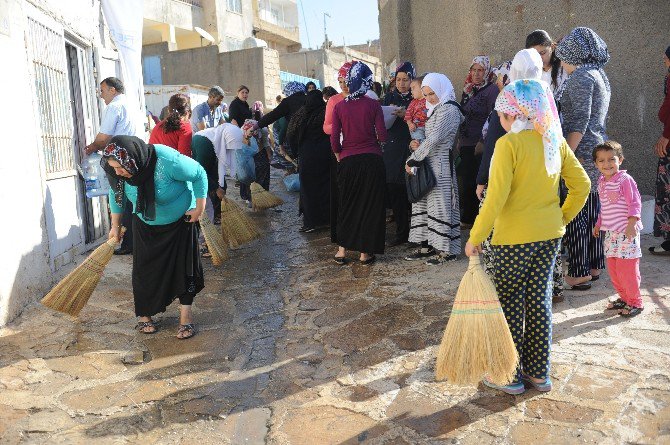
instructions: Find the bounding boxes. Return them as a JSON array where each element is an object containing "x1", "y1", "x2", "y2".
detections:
[
  {"x1": 199, "y1": 212, "x2": 229, "y2": 265},
  {"x1": 41, "y1": 229, "x2": 125, "y2": 317},
  {"x1": 435, "y1": 255, "x2": 519, "y2": 386},
  {"x1": 220, "y1": 196, "x2": 261, "y2": 248},
  {"x1": 250, "y1": 182, "x2": 283, "y2": 211}
]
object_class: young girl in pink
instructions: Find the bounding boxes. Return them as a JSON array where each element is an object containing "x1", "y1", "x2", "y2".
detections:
[
  {"x1": 405, "y1": 77, "x2": 428, "y2": 142},
  {"x1": 592, "y1": 141, "x2": 644, "y2": 317}
]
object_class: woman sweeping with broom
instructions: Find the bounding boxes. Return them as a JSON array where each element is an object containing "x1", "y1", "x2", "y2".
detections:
[
  {"x1": 464, "y1": 80, "x2": 590, "y2": 394},
  {"x1": 102, "y1": 135, "x2": 208, "y2": 339}
]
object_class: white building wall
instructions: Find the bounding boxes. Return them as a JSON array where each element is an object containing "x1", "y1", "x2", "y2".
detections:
[{"x1": 0, "y1": 0, "x2": 116, "y2": 326}]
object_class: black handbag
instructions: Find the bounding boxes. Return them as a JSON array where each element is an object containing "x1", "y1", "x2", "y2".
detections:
[{"x1": 405, "y1": 158, "x2": 436, "y2": 203}]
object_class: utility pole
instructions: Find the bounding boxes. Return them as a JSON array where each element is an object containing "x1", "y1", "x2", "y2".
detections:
[{"x1": 323, "y1": 12, "x2": 330, "y2": 48}]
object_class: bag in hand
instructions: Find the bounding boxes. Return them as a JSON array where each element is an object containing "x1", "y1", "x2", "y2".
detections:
[{"x1": 405, "y1": 159, "x2": 436, "y2": 203}]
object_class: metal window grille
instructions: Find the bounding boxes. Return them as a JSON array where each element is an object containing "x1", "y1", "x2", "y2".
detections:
[{"x1": 27, "y1": 17, "x2": 74, "y2": 176}]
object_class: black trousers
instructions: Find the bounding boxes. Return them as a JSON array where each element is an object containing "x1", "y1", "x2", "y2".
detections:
[
  {"x1": 240, "y1": 152, "x2": 271, "y2": 201},
  {"x1": 119, "y1": 200, "x2": 133, "y2": 251},
  {"x1": 457, "y1": 145, "x2": 481, "y2": 225},
  {"x1": 386, "y1": 183, "x2": 410, "y2": 242}
]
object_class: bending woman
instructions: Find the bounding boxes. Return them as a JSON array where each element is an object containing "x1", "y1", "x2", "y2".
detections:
[{"x1": 103, "y1": 136, "x2": 207, "y2": 339}]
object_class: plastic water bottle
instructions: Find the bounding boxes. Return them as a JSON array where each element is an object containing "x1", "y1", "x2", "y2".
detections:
[{"x1": 83, "y1": 152, "x2": 111, "y2": 198}]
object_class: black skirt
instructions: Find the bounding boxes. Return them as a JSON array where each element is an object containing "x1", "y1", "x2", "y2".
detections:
[
  {"x1": 299, "y1": 137, "x2": 331, "y2": 227},
  {"x1": 330, "y1": 153, "x2": 339, "y2": 243},
  {"x1": 336, "y1": 153, "x2": 386, "y2": 254},
  {"x1": 132, "y1": 215, "x2": 204, "y2": 317}
]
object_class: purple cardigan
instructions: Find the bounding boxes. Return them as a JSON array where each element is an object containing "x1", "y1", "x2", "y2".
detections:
[
  {"x1": 330, "y1": 96, "x2": 387, "y2": 160},
  {"x1": 460, "y1": 83, "x2": 499, "y2": 147}
]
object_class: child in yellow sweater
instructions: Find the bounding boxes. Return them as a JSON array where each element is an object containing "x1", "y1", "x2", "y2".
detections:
[{"x1": 465, "y1": 79, "x2": 590, "y2": 395}]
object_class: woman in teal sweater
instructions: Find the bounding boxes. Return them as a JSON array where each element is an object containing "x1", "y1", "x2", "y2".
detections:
[{"x1": 103, "y1": 136, "x2": 207, "y2": 339}]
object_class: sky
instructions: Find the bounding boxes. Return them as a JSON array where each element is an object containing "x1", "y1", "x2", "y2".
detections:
[{"x1": 297, "y1": 0, "x2": 380, "y2": 50}]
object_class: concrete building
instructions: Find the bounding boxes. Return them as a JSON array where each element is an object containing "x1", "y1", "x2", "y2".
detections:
[
  {"x1": 0, "y1": 0, "x2": 127, "y2": 325},
  {"x1": 142, "y1": 0, "x2": 301, "y2": 53},
  {"x1": 378, "y1": 0, "x2": 670, "y2": 194},
  {"x1": 280, "y1": 46, "x2": 383, "y2": 91}
]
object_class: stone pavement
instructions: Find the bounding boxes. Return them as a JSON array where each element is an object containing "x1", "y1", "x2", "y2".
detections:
[{"x1": 1, "y1": 178, "x2": 669, "y2": 445}]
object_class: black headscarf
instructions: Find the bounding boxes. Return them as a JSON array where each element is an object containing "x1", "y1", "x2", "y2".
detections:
[
  {"x1": 287, "y1": 89, "x2": 326, "y2": 147},
  {"x1": 101, "y1": 135, "x2": 158, "y2": 221}
]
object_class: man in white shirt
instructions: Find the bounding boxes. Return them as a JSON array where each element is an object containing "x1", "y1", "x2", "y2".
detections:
[
  {"x1": 192, "y1": 123, "x2": 244, "y2": 223},
  {"x1": 85, "y1": 77, "x2": 139, "y2": 154},
  {"x1": 85, "y1": 77, "x2": 140, "y2": 254}
]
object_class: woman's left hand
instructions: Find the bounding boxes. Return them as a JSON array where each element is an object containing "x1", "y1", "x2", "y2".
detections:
[
  {"x1": 405, "y1": 163, "x2": 413, "y2": 175},
  {"x1": 409, "y1": 140, "x2": 420, "y2": 150},
  {"x1": 655, "y1": 136, "x2": 669, "y2": 157},
  {"x1": 464, "y1": 241, "x2": 482, "y2": 257}
]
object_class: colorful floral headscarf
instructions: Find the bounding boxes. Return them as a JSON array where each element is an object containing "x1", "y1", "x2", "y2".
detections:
[
  {"x1": 495, "y1": 79, "x2": 562, "y2": 176},
  {"x1": 344, "y1": 61, "x2": 373, "y2": 102},
  {"x1": 395, "y1": 61, "x2": 416, "y2": 80},
  {"x1": 462, "y1": 55, "x2": 495, "y2": 103},
  {"x1": 338, "y1": 61, "x2": 354, "y2": 80},
  {"x1": 283, "y1": 81, "x2": 306, "y2": 97},
  {"x1": 242, "y1": 119, "x2": 261, "y2": 143},
  {"x1": 555, "y1": 27, "x2": 610, "y2": 68}
]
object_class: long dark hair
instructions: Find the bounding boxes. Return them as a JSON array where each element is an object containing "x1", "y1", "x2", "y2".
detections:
[
  {"x1": 525, "y1": 30, "x2": 561, "y2": 89},
  {"x1": 164, "y1": 93, "x2": 191, "y2": 133}
]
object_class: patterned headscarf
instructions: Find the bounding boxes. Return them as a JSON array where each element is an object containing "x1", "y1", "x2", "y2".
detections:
[
  {"x1": 555, "y1": 27, "x2": 610, "y2": 68},
  {"x1": 283, "y1": 81, "x2": 306, "y2": 97},
  {"x1": 101, "y1": 135, "x2": 158, "y2": 221},
  {"x1": 253, "y1": 101, "x2": 264, "y2": 114},
  {"x1": 344, "y1": 61, "x2": 373, "y2": 102},
  {"x1": 462, "y1": 55, "x2": 495, "y2": 103},
  {"x1": 509, "y1": 49, "x2": 543, "y2": 82},
  {"x1": 495, "y1": 79, "x2": 562, "y2": 176},
  {"x1": 242, "y1": 119, "x2": 259, "y2": 138},
  {"x1": 338, "y1": 61, "x2": 354, "y2": 80},
  {"x1": 395, "y1": 61, "x2": 416, "y2": 80},
  {"x1": 492, "y1": 60, "x2": 512, "y2": 86},
  {"x1": 421, "y1": 73, "x2": 456, "y2": 117}
]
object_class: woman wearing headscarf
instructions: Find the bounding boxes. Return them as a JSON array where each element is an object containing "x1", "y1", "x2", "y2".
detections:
[
  {"x1": 250, "y1": 82, "x2": 306, "y2": 139},
  {"x1": 239, "y1": 118, "x2": 272, "y2": 206},
  {"x1": 382, "y1": 61, "x2": 416, "y2": 246},
  {"x1": 324, "y1": 62, "x2": 352, "y2": 244},
  {"x1": 555, "y1": 27, "x2": 611, "y2": 289},
  {"x1": 458, "y1": 55, "x2": 499, "y2": 227},
  {"x1": 229, "y1": 85, "x2": 252, "y2": 128},
  {"x1": 330, "y1": 61, "x2": 387, "y2": 265},
  {"x1": 650, "y1": 46, "x2": 670, "y2": 255},
  {"x1": 476, "y1": 49, "x2": 566, "y2": 303},
  {"x1": 465, "y1": 80, "x2": 590, "y2": 394},
  {"x1": 404, "y1": 73, "x2": 463, "y2": 264},
  {"x1": 102, "y1": 136, "x2": 208, "y2": 339},
  {"x1": 286, "y1": 89, "x2": 331, "y2": 232}
]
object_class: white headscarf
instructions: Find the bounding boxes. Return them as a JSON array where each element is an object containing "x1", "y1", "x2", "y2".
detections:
[
  {"x1": 508, "y1": 49, "x2": 545, "y2": 133},
  {"x1": 509, "y1": 49, "x2": 544, "y2": 82},
  {"x1": 421, "y1": 73, "x2": 456, "y2": 117}
]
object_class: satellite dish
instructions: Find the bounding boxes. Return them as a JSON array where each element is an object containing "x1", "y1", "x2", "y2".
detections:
[{"x1": 194, "y1": 27, "x2": 215, "y2": 46}]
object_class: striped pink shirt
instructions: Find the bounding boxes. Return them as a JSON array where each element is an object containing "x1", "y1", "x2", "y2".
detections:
[{"x1": 596, "y1": 170, "x2": 643, "y2": 233}]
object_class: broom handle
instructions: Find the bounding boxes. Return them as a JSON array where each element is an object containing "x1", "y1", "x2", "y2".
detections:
[
  {"x1": 468, "y1": 255, "x2": 481, "y2": 267},
  {"x1": 283, "y1": 154, "x2": 299, "y2": 168}
]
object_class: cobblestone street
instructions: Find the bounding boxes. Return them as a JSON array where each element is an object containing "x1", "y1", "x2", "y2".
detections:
[{"x1": 1, "y1": 178, "x2": 669, "y2": 444}]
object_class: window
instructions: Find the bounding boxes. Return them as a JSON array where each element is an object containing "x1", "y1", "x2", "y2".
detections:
[{"x1": 227, "y1": 0, "x2": 242, "y2": 13}]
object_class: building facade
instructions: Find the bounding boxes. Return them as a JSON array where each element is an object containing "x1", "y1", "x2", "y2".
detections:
[
  {"x1": 0, "y1": 0, "x2": 124, "y2": 325},
  {"x1": 378, "y1": 0, "x2": 670, "y2": 195}
]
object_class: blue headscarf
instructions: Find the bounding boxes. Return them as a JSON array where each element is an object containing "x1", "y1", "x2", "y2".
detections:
[
  {"x1": 555, "y1": 27, "x2": 610, "y2": 69},
  {"x1": 344, "y1": 61, "x2": 373, "y2": 102},
  {"x1": 283, "y1": 81, "x2": 306, "y2": 97},
  {"x1": 395, "y1": 61, "x2": 416, "y2": 79}
]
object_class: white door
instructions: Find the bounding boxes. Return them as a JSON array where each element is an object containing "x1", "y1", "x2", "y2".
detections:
[{"x1": 26, "y1": 9, "x2": 83, "y2": 270}]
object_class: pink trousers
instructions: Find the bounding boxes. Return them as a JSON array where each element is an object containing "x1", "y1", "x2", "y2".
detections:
[{"x1": 606, "y1": 257, "x2": 642, "y2": 308}]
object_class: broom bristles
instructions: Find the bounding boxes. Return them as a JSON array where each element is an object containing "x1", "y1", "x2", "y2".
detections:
[
  {"x1": 250, "y1": 182, "x2": 283, "y2": 211},
  {"x1": 199, "y1": 212, "x2": 229, "y2": 265},
  {"x1": 41, "y1": 234, "x2": 121, "y2": 316},
  {"x1": 435, "y1": 256, "x2": 519, "y2": 386},
  {"x1": 220, "y1": 196, "x2": 261, "y2": 249}
]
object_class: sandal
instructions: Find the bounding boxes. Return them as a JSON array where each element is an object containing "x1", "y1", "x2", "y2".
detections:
[
  {"x1": 136, "y1": 320, "x2": 157, "y2": 334},
  {"x1": 620, "y1": 305, "x2": 644, "y2": 318},
  {"x1": 334, "y1": 256, "x2": 348, "y2": 265},
  {"x1": 201, "y1": 244, "x2": 212, "y2": 258},
  {"x1": 177, "y1": 323, "x2": 197, "y2": 339},
  {"x1": 606, "y1": 298, "x2": 627, "y2": 310}
]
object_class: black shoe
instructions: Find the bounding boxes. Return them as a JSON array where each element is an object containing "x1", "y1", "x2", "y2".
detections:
[
  {"x1": 213, "y1": 216, "x2": 221, "y2": 225},
  {"x1": 404, "y1": 247, "x2": 436, "y2": 261},
  {"x1": 425, "y1": 254, "x2": 458, "y2": 265},
  {"x1": 299, "y1": 225, "x2": 315, "y2": 233},
  {"x1": 114, "y1": 247, "x2": 132, "y2": 255},
  {"x1": 360, "y1": 255, "x2": 376, "y2": 266}
]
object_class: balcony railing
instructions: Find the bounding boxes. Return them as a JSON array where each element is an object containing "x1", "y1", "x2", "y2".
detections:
[
  {"x1": 258, "y1": 9, "x2": 298, "y2": 34},
  {"x1": 172, "y1": 0, "x2": 201, "y2": 7}
]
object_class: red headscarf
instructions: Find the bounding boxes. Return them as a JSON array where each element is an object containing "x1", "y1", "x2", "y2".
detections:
[{"x1": 338, "y1": 61, "x2": 354, "y2": 80}]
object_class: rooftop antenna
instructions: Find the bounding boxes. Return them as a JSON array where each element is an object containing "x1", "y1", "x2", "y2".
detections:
[
  {"x1": 323, "y1": 12, "x2": 331, "y2": 48},
  {"x1": 298, "y1": 0, "x2": 311, "y2": 48}
]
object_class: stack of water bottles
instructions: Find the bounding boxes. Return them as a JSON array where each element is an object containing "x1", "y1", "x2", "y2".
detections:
[{"x1": 83, "y1": 153, "x2": 111, "y2": 198}]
